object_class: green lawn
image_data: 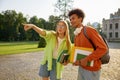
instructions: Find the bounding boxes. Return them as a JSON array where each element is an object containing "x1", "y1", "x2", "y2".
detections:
[{"x1": 0, "y1": 41, "x2": 44, "y2": 55}]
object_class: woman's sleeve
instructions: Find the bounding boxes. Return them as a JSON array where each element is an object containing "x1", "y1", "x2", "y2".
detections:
[{"x1": 39, "y1": 30, "x2": 52, "y2": 40}]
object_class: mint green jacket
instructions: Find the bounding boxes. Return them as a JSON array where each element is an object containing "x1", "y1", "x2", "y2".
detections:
[{"x1": 40, "y1": 30, "x2": 71, "y2": 79}]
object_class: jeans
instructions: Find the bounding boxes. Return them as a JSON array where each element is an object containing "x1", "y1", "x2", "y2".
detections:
[{"x1": 39, "y1": 59, "x2": 60, "y2": 80}]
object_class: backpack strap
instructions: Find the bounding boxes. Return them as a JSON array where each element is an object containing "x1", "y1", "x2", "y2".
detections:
[
  {"x1": 83, "y1": 26, "x2": 96, "y2": 50},
  {"x1": 83, "y1": 26, "x2": 110, "y2": 64}
]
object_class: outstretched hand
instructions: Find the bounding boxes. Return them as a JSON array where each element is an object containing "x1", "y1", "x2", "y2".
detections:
[{"x1": 22, "y1": 23, "x2": 35, "y2": 31}]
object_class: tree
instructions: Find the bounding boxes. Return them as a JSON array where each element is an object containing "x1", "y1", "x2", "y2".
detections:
[
  {"x1": 0, "y1": 10, "x2": 27, "y2": 41},
  {"x1": 54, "y1": 0, "x2": 73, "y2": 20},
  {"x1": 28, "y1": 16, "x2": 40, "y2": 41},
  {"x1": 0, "y1": 10, "x2": 18, "y2": 41},
  {"x1": 48, "y1": 15, "x2": 61, "y2": 30},
  {"x1": 37, "y1": 18, "x2": 46, "y2": 48},
  {"x1": 16, "y1": 12, "x2": 27, "y2": 41},
  {"x1": 86, "y1": 22, "x2": 92, "y2": 26},
  {"x1": 0, "y1": 13, "x2": 4, "y2": 41},
  {"x1": 92, "y1": 22, "x2": 102, "y2": 34}
]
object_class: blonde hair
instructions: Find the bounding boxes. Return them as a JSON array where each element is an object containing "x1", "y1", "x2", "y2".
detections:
[{"x1": 56, "y1": 20, "x2": 71, "y2": 50}]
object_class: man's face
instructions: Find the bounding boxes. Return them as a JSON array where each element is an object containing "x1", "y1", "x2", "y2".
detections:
[{"x1": 69, "y1": 14, "x2": 82, "y2": 28}]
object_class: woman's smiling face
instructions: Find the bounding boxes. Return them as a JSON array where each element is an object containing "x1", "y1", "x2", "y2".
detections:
[{"x1": 56, "y1": 21, "x2": 67, "y2": 34}]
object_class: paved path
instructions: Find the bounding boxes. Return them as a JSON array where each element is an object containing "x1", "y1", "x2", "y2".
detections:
[
  {"x1": 0, "y1": 52, "x2": 43, "y2": 80},
  {"x1": 0, "y1": 42, "x2": 120, "y2": 80}
]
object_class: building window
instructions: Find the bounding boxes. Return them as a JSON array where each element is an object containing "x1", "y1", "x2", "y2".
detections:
[
  {"x1": 104, "y1": 24, "x2": 107, "y2": 30},
  {"x1": 115, "y1": 32, "x2": 118, "y2": 38},
  {"x1": 110, "y1": 24, "x2": 112, "y2": 30},
  {"x1": 115, "y1": 23, "x2": 119, "y2": 29},
  {"x1": 109, "y1": 32, "x2": 112, "y2": 38}
]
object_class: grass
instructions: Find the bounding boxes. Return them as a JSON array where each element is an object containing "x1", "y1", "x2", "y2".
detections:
[{"x1": 0, "y1": 41, "x2": 44, "y2": 55}]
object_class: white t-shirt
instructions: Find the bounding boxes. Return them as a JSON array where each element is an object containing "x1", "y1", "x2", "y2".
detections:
[{"x1": 53, "y1": 37, "x2": 64, "y2": 59}]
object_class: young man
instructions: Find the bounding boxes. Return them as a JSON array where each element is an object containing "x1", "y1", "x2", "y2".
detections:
[{"x1": 68, "y1": 8, "x2": 108, "y2": 80}]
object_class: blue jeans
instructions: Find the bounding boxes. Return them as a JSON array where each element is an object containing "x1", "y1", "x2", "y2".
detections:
[
  {"x1": 39, "y1": 59, "x2": 60, "y2": 80},
  {"x1": 77, "y1": 66, "x2": 101, "y2": 80}
]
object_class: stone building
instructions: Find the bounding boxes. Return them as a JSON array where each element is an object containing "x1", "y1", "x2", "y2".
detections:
[{"x1": 102, "y1": 8, "x2": 120, "y2": 41}]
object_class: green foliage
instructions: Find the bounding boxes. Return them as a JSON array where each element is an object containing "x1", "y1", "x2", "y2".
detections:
[
  {"x1": 54, "y1": 0, "x2": 73, "y2": 20},
  {"x1": 38, "y1": 37, "x2": 46, "y2": 48},
  {"x1": 0, "y1": 10, "x2": 75, "y2": 44},
  {"x1": 26, "y1": 16, "x2": 40, "y2": 41},
  {"x1": 0, "y1": 10, "x2": 27, "y2": 41}
]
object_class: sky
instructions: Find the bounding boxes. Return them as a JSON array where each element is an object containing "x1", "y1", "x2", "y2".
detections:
[{"x1": 0, "y1": 0, "x2": 120, "y2": 24}]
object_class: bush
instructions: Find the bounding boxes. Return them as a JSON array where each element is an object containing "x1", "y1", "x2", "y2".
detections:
[{"x1": 38, "y1": 37, "x2": 46, "y2": 48}]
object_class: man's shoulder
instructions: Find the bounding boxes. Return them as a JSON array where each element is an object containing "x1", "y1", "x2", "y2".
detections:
[
  {"x1": 85, "y1": 26, "x2": 96, "y2": 30},
  {"x1": 84, "y1": 26, "x2": 98, "y2": 36}
]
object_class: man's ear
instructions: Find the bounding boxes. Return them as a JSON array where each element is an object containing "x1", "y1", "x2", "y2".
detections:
[{"x1": 79, "y1": 17, "x2": 83, "y2": 22}]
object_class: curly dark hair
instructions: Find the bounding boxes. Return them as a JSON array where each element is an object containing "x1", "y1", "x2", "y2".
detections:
[{"x1": 68, "y1": 8, "x2": 85, "y2": 22}]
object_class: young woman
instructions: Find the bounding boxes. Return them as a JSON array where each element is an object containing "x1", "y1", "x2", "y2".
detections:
[{"x1": 23, "y1": 20, "x2": 71, "y2": 80}]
